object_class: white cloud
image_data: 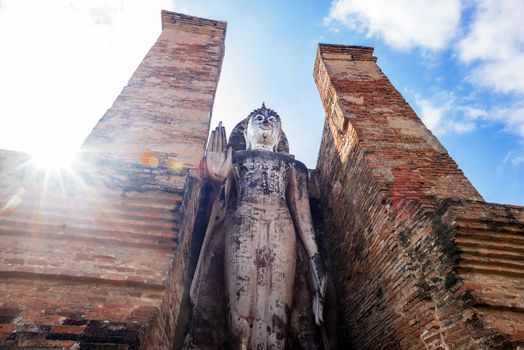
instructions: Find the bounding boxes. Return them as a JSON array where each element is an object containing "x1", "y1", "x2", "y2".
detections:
[
  {"x1": 415, "y1": 91, "x2": 524, "y2": 140},
  {"x1": 512, "y1": 155, "x2": 524, "y2": 165},
  {"x1": 490, "y1": 105, "x2": 524, "y2": 138},
  {"x1": 416, "y1": 95, "x2": 449, "y2": 131},
  {"x1": 498, "y1": 150, "x2": 524, "y2": 172},
  {"x1": 459, "y1": 105, "x2": 488, "y2": 119},
  {"x1": 457, "y1": 0, "x2": 524, "y2": 94},
  {"x1": 415, "y1": 92, "x2": 478, "y2": 135},
  {"x1": 325, "y1": 0, "x2": 461, "y2": 50},
  {"x1": 447, "y1": 120, "x2": 476, "y2": 133},
  {"x1": 465, "y1": 53, "x2": 524, "y2": 95},
  {"x1": 458, "y1": 0, "x2": 524, "y2": 63}
]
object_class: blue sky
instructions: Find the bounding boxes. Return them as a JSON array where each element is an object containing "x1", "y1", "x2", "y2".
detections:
[{"x1": 0, "y1": 0, "x2": 523, "y2": 205}]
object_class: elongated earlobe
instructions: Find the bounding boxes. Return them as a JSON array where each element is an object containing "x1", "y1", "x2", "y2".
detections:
[
  {"x1": 273, "y1": 132, "x2": 281, "y2": 152},
  {"x1": 243, "y1": 129, "x2": 251, "y2": 150}
]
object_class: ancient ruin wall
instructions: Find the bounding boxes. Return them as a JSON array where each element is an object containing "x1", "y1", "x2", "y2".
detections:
[
  {"x1": 314, "y1": 44, "x2": 524, "y2": 349},
  {"x1": 0, "y1": 11, "x2": 225, "y2": 349}
]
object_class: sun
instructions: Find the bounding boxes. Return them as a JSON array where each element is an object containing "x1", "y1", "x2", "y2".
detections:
[{"x1": 30, "y1": 145, "x2": 79, "y2": 171}]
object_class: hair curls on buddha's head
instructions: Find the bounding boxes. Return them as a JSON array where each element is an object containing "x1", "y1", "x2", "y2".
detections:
[{"x1": 248, "y1": 102, "x2": 280, "y2": 122}]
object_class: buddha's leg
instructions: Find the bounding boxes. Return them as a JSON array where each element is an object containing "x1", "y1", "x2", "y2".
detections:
[
  {"x1": 264, "y1": 217, "x2": 296, "y2": 349},
  {"x1": 225, "y1": 214, "x2": 258, "y2": 348},
  {"x1": 225, "y1": 213, "x2": 296, "y2": 349}
]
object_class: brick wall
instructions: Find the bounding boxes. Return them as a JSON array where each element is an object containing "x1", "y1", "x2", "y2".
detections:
[
  {"x1": 0, "y1": 11, "x2": 225, "y2": 350},
  {"x1": 314, "y1": 44, "x2": 524, "y2": 349}
]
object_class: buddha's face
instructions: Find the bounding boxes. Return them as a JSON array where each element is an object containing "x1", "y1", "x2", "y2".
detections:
[{"x1": 245, "y1": 111, "x2": 281, "y2": 151}]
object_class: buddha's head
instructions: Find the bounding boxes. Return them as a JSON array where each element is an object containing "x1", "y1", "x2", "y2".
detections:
[{"x1": 245, "y1": 103, "x2": 282, "y2": 152}]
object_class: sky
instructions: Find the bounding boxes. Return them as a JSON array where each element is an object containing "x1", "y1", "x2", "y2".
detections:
[{"x1": 0, "y1": 0, "x2": 523, "y2": 205}]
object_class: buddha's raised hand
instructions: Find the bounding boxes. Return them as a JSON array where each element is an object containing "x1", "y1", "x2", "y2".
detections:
[{"x1": 205, "y1": 122, "x2": 232, "y2": 183}]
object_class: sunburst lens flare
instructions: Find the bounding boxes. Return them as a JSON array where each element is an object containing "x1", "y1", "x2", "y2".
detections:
[{"x1": 30, "y1": 146, "x2": 79, "y2": 171}]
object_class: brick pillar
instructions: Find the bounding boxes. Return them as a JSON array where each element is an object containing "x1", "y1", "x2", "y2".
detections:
[
  {"x1": 314, "y1": 44, "x2": 524, "y2": 349},
  {"x1": 0, "y1": 11, "x2": 225, "y2": 350},
  {"x1": 84, "y1": 10, "x2": 225, "y2": 170}
]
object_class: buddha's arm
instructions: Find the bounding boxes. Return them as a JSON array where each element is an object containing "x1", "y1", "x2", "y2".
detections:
[
  {"x1": 288, "y1": 161, "x2": 327, "y2": 325},
  {"x1": 205, "y1": 122, "x2": 232, "y2": 184},
  {"x1": 288, "y1": 162, "x2": 319, "y2": 257}
]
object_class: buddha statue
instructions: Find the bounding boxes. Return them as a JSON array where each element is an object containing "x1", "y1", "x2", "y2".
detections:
[{"x1": 185, "y1": 103, "x2": 327, "y2": 350}]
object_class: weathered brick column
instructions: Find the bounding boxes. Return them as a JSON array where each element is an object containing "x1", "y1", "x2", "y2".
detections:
[
  {"x1": 0, "y1": 11, "x2": 225, "y2": 349},
  {"x1": 314, "y1": 44, "x2": 524, "y2": 349}
]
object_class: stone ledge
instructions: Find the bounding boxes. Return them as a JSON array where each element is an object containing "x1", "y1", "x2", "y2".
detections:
[
  {"x1": 0, "y1": 270, "x2": 166, "y2": 290},
  {"x1": 318, "y1": 43, "x2": 377, "y2": 62},
  {"x1": 161, "y1": 10, "x2": 227, "y2": 31}
]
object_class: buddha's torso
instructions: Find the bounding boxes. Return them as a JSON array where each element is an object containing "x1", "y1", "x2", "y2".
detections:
[{"x1": 232, "y1": 150, "x2": 294, "y2": 210}]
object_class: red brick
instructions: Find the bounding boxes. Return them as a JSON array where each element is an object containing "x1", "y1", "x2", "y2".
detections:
[
  {"x1": 18, "y1": 339, "x2": 77, "y2": 348},
  {"x1": 50, "y1": 325, "x2": 86, "y2": 334}
]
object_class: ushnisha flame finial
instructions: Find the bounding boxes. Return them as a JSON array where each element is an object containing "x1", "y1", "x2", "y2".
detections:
[{"x1": 248, "y1": 102, "x2": 280, "y2": 120}]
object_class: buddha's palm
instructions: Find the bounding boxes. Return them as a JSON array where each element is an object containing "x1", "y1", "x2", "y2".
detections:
[{"x1": 205, "y1": 122, "x2": 232, "y2": 183}]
